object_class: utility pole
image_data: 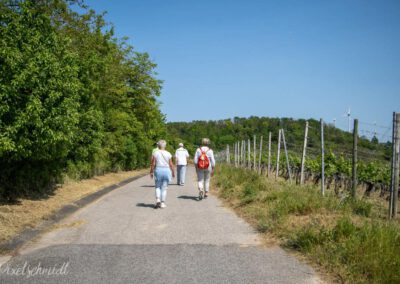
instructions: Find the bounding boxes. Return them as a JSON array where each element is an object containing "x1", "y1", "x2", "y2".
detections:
[
  {"x1": 320, "y1": 119, "x2": 325, "y2": 196},
  {"x1": 389, "y1": 113, "x2": 400, "y2": 219},
  {"x1": 300, "y1": 121, "x2": 309, "y2": 185},
  {"x1": 351, "y1": 119, "x2": 359, "y2": 199},
  {"x1": 276, "y1": 130, "x2": 282, "y2": 180},
  {"x1": 267, "y1": 132, "x2": 272, "y2": 177}
]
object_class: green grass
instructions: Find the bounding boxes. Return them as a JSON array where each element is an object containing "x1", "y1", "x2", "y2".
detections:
[
  {"x1": 213, "y1": 165, "x2": 400, "y2": 283},
  {"x1": 288, "y1": 218, "x2": 400, "y2": 283}
]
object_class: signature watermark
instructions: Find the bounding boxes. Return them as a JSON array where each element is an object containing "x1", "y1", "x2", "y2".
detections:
[{"x1": 0, "y1": 261, "x2": 69, "y2": 278}]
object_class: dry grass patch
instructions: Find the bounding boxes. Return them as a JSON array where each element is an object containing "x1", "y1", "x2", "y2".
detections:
[
  {"x1": 0, "y1": 169, "x2": 146, "y2": 247},
  {"x1": 51, "y1": 220, "x2": 87, "y2": 230}
]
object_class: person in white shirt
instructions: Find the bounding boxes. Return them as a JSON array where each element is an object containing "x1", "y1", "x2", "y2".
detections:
[
  {"x1": 175, "y1": 143, "x2": 190, "y2": 186},
  {"x1": 194, "y1": 138, "x2": 216, "y2": 200},
  {"x1": 150, "y1": 140, "x2": 175, "y2": 209}
]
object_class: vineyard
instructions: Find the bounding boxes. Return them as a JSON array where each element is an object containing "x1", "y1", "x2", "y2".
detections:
[
  {"x1": 169, "y1": 116, "x2": 395, "y2": 200},
  {"x1": 261, "y1": 152, "x2": 390, "y2": 197},
  {"x1": 185, "y1": 114, "x2": 400, "y2": 220},
  {"x1": 224, "y1": 147, "x2": 391, "y2": 199},
  {"x1": 222, "y1": 114, "x2": 400, "y2": 219}
]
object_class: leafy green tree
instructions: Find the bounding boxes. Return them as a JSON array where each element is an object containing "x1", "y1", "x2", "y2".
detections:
[
  {"x1": 0, "y1": 0, "x2": 82, "y2": 199},
  {"x1": 0, "y1": 0, "x2": 166, "y2": 201}
]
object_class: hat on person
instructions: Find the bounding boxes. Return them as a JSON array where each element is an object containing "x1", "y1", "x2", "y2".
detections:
[{"x1": 178, "y1": 143, "x2": 184, "y2": 147}]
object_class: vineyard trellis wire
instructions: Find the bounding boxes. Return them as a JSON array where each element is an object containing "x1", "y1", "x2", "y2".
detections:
[{"x1": 219, "y1": 112, "x2": 400, "y2": 220}]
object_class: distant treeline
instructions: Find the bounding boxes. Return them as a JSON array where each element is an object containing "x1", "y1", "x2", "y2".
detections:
[
  {"x1": 167, "y1": 116, "x2": 392, "y2": 161},
  {"x1": 0, "y1": 0, "x2": 166, "y2": 201}
]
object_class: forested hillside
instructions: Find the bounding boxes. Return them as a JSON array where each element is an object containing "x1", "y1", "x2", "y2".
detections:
[
  {"x1": 0, "y1": 0, "x2": 165, "y2": 201},
  {"x1": 167, "y1": 116, "x2": 391, "y2": 161}
]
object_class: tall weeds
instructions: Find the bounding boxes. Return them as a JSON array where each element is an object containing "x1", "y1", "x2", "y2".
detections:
[{"x1": 214, "y1": 165, "x2": 400, "y2": 283}]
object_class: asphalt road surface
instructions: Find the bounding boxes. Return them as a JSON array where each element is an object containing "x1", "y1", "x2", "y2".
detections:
[{"x1": 0, "y1": 167, "x2": 322, "y2": 284}]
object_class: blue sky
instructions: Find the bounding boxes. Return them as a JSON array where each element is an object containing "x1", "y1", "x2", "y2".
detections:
[{"x1": 83, "y1": 0, "x2": 399, "y2": 139}]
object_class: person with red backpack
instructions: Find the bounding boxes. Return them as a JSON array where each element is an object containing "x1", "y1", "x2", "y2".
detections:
[{"x1": 194, "y1": 138, "x2": 216, "y2": 200}]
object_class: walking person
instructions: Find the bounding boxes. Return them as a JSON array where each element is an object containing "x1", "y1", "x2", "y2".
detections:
[
  {"x1": 175, "y1": 143, "x2": 190, "y2": 186},
  {"x1": 194, "y1": 138, "x2": 215, "y2": 200},
  {"x1": 150, "y1": 140, "x2": 175, "y2": 209}
]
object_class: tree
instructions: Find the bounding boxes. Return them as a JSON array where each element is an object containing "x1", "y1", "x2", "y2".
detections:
[
  {"x1": 0, "y1": 0, "x2": 82, "y2": 200},
  {"x1": 0, "y1": 0, "x2": 166, "y2": 201}
]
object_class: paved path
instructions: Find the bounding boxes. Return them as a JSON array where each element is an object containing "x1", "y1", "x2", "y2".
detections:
[{"x1": 0, "y1": 167, "x2": 322, "y2": 283}]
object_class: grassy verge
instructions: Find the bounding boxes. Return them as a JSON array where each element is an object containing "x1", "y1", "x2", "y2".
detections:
[
  {"x1": 0, "y1": 169, "x2": 147, "y2": 251},
  {"x1": 213, "y1": 165, "x2": 400, "y2": 283}
]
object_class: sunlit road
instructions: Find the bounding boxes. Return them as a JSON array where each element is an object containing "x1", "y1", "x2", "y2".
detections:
[{"x1": 0, "y1": 167, "x2": 322, "y2": 284}]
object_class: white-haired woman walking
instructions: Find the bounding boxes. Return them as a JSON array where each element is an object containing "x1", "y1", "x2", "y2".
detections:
[
  {"x1": 194, "y1": 138, "x2": 216, "y2": 200},
  {"x1": 150, "y1": 140, "x2": 175, "y2": 208},
  {"x1": 175, "y1": 142, "x2": 189, "y2": 186}
]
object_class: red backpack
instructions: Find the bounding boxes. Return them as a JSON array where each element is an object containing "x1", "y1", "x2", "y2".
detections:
[{"x1": 197, "y1": 147, "x2": 210, "y2": 169}]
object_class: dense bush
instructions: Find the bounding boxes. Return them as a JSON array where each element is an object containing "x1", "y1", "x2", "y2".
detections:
[{"x1": 0, "y1": 0, "x2": 165, "y2": 201}]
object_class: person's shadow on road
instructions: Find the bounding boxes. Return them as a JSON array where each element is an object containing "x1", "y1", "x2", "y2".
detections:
[
  {"x1": 177, "y1": 195, "x2": 198, "y2": 201},
  {"x1": 136, "y1": 203, "x2": 155, "y2": 208}
]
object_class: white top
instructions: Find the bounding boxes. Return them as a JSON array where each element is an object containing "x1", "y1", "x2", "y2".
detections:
[
  {"x1": 175, "y1": 147, "x2": 189, "y2": 165},
  {"x1": 153, "y1": 150, "x2": 172, "y2": 168},
  {"x1": 194, "y1": 146, "x2": 216, "y2": 170}
]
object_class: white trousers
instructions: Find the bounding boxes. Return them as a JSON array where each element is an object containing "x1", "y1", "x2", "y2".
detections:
[
  {"x1": 197, "y1": 169, "x2": 211, "y2": 192},
  {"x1": 155, "y1": 187, "x2": 167, "y2": 202}
]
